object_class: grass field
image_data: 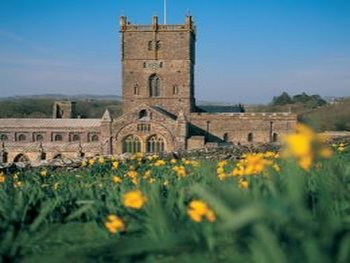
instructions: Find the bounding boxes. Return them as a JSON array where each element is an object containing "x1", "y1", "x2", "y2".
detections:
[{"x1": 0, "y1": 125, "x2": 350, "y2": 262}]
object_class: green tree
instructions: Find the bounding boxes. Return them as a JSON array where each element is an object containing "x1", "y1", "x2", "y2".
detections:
[{"x1": 272, "y1": 92, "x2": 292, "y2": 105}]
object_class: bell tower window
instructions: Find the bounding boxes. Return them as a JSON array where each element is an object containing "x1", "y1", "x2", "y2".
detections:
[{"x1": 149, "y1": 74, "x2": 160, "y2": 97}]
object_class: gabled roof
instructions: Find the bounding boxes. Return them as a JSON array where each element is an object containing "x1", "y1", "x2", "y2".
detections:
[{"x1": 0, "y1": 119, "x2": 101, "y2": 128}]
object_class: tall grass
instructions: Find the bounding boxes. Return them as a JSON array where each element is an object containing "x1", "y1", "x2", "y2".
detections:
[{"x1": 0, "y1": 150, "x2": 350, "y2": 262}]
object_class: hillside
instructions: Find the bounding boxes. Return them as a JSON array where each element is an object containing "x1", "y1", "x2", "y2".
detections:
[
  {"x1": 0, "y1": 97, "x2": 122, "y2": 119},
  {"x1": 300, "y1": 98, "x2": 350, "y2": 131}
]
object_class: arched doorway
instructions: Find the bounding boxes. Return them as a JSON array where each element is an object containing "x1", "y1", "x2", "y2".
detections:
[
  {"x1": 146, "y1": 135, "x2": 165, "y2": 153},
  {"x1": 122, "y1": 135, "x2": 142, "y2": 153}
]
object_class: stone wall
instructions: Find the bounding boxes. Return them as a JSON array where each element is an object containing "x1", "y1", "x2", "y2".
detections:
[{"x1": 189, "y1": 112, "x2": 297, "y2": 145}]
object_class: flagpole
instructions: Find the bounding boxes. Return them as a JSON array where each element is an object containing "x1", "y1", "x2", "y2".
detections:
[{"x1": 164, "y1": 0, "x2": 167, "y2": 24}]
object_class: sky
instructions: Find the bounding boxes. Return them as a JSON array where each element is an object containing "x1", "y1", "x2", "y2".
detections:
[{"x1": 0, "y1": 0, "x2": 349, "y2": 104}]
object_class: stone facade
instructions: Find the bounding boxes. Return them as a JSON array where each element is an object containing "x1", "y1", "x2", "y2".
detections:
[{"x1": 0, "y1": 16, "x2": 297, "y2": 164}]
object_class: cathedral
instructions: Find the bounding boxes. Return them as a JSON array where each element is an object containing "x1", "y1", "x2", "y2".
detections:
[{"x1": 0, "y1": 16, "x2": 297, "y2": 164}]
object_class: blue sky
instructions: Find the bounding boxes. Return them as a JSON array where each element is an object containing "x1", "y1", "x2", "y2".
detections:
[{"x1": 0, "y1": 0, "x2": 349, "y2": 103}]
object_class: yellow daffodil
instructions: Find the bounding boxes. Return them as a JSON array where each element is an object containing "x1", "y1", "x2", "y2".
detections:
[
  {"x1": 122, "y1": 190, "x2": 147, "y2": 209},
  {"x1": 187, "y1": 200, "x2": 216, "y2": 223},
  {"x1": 0, "y1": 172, "x2": 5, "y2": 183},
  {"x1": 112, "y1": 161, "x2": 119, "y2": 169},
  {"x1": 239, "y1": 178, "x2": 249, "y2": 189},
  {"x1": 105, "y1": 215, "x2": 125, "y2": 234},
  {"x1": 112, "y1": 176, "x2": 122, "y2": 184}
]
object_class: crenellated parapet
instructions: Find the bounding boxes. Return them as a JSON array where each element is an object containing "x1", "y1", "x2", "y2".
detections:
[{"x1": 120, "y1": 16, "x2": 196, "y2": 33}]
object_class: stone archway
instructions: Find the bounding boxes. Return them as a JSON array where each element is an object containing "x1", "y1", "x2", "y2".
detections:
[
  {"x1": 13, "y1": 154, "x2": 29, "y2": 163},
  {"x1": 114, "y1": 122, "x2": 176, "y2": 154}
]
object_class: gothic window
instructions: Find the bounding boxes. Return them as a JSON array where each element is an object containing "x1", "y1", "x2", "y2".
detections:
[
  {"x1": 72, "y1": 134, "x2": 80, "y2": 142},
  {"x1": 149, "y1": 74, "x2": 160, "y2": 97},
  {"x1": 247, "y1": 133, "x2": 253, "y2": 142},
  {"x1": 272, "y1": 133, "x2": 278, "y2": 142},
  {"x1": 0, "y1": 134, "x2": 8, "y2": 141},
  {"x1": 18, "y1": 134, "x2": 26, "y2": 142},
  {"x1": 122, "y1": 135, "x2": 141, "y2": 153},
  {"x1": 35, "y1": 134, "x2": 44, "y2": 142},
  {"x1": 146, "y1": 135, "x2": 165, "y2": 153},
  {"x1": 91, "y1": 134, "x2": 99, "y2": 142},
  {"x1": 143, "y1": 62, "x2": 147, "y2": 68},
  {"x1": 54, "y1": 134, "x2": 63, "y2": 142},
  {"x1": 173, "y1": 85, "x2": 179, "y2": 95}
]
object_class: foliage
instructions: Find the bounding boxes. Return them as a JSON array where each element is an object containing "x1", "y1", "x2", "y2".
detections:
[
  {"x1": 271, "y1": 92, "x2": 327, "y2": 108},
  {"x1": 1, "y1": 128, "x2": 350, "y2": 262}
]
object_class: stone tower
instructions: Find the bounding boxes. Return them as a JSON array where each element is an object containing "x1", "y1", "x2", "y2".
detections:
[
  {"x1": 53, "y1": 101, "x2": 77, "y2": 119},
  {"x1": 120, "y1": 16, "x2": 196, "y2": 115}
]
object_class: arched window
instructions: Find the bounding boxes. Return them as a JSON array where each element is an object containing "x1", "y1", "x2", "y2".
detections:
[
  {"x1": 0, "y1": 134, "x2": 8, "y2": 141},
  {"x1": 139, "y1": 109, "x2": 148, "y2": 119},
  {"x1": 72, "y1": 134, "x2": 80, "y2": 142},
  {"x1": 91, "y1": 134, "x2": 99, "y2": 142},
  {"x1": 40, "y1": 152, "x2": 46, "y2": 161},
  {"x1": 36, "y1": 134, "x2": 44, "y2": 142},
  {"x1": 149, "y1": 74, "x2": 160, "y2": 97},
  {"x1": 147, "y1": 135, "x2": 165, "y2": 153},
  {"x1": 272, "y1": 133, "x2": 278, "y2": 142},
  {"x1": 54, "y1": 134, "x2": 63, "y2": 142},
  {"x1": 18, "y1": 134, "x2": 26, "y2": 142},
  {"x1": 247, "y1": 133, "x2": 253, "y2": 142},
  {"x1": 14, "y1": 154, "x2": 29, "y2": 163},
  {"x1": 122, "y1": 135, "x2": 141, "y2": 153},
  {"x1": 148, "y1": 41, "x2": 153, "y2": 51},
  {"x1": 133, "y1": 84, "x2": 139, "y2": 95},
  {"x1": 223, "y1": 133, "x2": 229, "y2": 142}
]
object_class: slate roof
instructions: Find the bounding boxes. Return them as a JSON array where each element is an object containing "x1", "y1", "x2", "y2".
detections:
[
  {"x1": 150, "y1": 106, "x2": 178, "y2": 120},
  {"x1": 196, "y1": 105, "x2": 245, "y2": 113},
  {"x1": 0, "y1": 119, "x2": 101, "y2": 128}
]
